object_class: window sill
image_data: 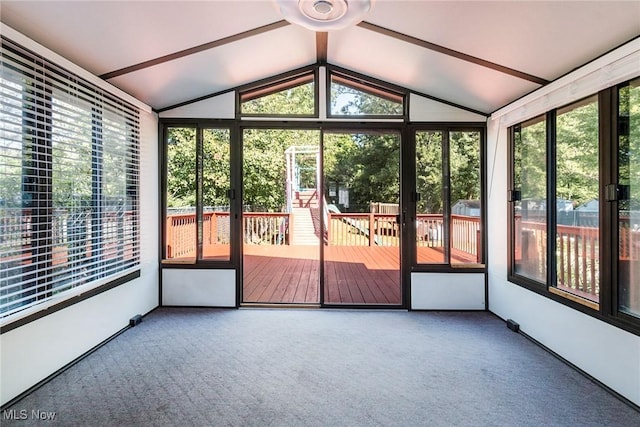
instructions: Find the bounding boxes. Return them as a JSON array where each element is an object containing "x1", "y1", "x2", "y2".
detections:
[
  {"x1": 161, "y1": 258, "x2": 196, "y2": 265},
  {"x1": 549, "y1": 286, "x2": 599, "y2": 311},
  {"x1": 0, "y1": 269, "x2": 140, "y2": 334}
]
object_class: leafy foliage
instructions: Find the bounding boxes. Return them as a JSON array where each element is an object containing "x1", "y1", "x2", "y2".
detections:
[
  {"x1": 243, "y1": 129, "x2": 319, "y2": 211},
  {"x1": 202, "y1": 129, "x2": 230, "y2": 207},
  {"x1": 324, "y1": 132, "x2": 400, "y2": 211},
  {"x1": 515, "y1": 117, "x2": 546, "y2": 202},
  {"x1": 619, "y1": 81, "x2": 640, "y2": 211},
  {"x1": 166, "y1": 127, "x2": 196, "y2": 208},
  {"x1": 242, "y1": 82, "x2": 315, "y2": 115},
  {"x1": 450, "y1": 131, "x2": 481, "y2": 205},
  {"x1": 416, "y1": 131, "x2": 443, "y2": 214},
  {"x1": 556, "y1": 97, "x2": 599, "y2": 207},
  {"x1": 330, "y1": 81, "x2": 403, "y2": 116}
]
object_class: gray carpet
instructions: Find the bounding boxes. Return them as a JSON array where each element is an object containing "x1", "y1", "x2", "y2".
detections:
[{"x1": 3, "y1": 308, "x2": 638, "y2": 426}]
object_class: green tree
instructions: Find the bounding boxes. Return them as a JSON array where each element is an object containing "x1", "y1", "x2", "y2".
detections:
[
  {"x1": 556, "y1": 98, "x2": 599, "y2": 207},
  {"x1": 331, "y1": 82, "x2": 402, "y2": 116},
  {"x1": 416, "y1": 131, "x2": 443, "y2": 214},
  {"x1": 242, "y1": 82, "x2": 315, "y2": 115},
  {"x1": 166, "y1": 127, "x2": 196, "y2": 208},
  {"x1": 515, "y1": 118, "x2": 546, "y2": 203},
  {"x1": 450, "y1": 131, "x2": 481, "y2": 205},
  {"x1": 324, "y1": 132, "x2": 399, "y2": 211},
  {"x1": 619, "y1": 82, "x2": 640, "y2": 211},
  {"x1": 202, "y1": 128, "x2": 231, "y2": 207},
  {"x1": 243, "y1": 128, "x2": 319, "y2": 211}
]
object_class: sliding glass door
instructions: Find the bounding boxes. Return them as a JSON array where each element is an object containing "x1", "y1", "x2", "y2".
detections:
[
  {"x1": 242, "y1": 128, "x2": 320, "y2": 304},
  {"x1": 323, "y1": 131, "x2": 402, "y2": 305}
]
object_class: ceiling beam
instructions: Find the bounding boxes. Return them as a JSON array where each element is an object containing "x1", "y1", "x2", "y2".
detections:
[
  {"x1": 357, "y1": 21, "x2": 549, "y2": 86},
  {"x1": 100, "y1": 20, "x2": 290, "y2": 80},
  {"x1": 316, "y1": 32, "x2": 328, "y2": 63}
]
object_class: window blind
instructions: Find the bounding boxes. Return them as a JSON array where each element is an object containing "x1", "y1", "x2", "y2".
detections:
[{"x1": 0, "y1": 37, "x2": 140, "y2": 319}]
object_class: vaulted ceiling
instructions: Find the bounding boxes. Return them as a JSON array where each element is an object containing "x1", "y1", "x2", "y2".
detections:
[{"x1": 2, "y1": 1, "x2": 638, "y2": 114}]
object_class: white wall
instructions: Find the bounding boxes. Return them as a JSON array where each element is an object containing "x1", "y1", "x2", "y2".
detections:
[
  {"x1": 410, "y1": 94, "x2": 487, "y2": 122},
  {"x1": 411, "y1": 272, "x2": 485, "y2": 310},
  {"x1": 158, "y1": 91, "x2": 235, "y2": 119},
  {"x1": 159, "y1": 80, "x2": 488, "y2": 123},
  {"x1": 487, "y1": 39, "x2": 640, "y2": 406},
  {"x1": 162, "y1": 269, "x2": 235, "y2": 307},
  {"x1": 0, "y1": 28, "x2": 160, "y2": 405}
]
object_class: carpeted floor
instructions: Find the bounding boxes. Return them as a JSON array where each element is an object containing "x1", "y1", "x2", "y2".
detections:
[{"x1": 2, "y1": 308, "x2": 638, "y2": 426}]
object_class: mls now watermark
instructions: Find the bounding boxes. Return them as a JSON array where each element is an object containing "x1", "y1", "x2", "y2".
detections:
[{"x1": 3, "y1": 409, "x2": 57, "y2": 421}]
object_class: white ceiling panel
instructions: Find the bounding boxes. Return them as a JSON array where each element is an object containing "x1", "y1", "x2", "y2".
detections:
[
  {"x1": 329, "y1": 26, "x2": 540, "y2": 113},
  {"x1": 159, "y1": 92, "x2": 235, "y2": 119},
  {"x1": 1, "y1": 1, "x2": 637, "y2": 112},
  {"x1": 410, "y1": 94, "x2": 487, "y2": 122},
  {"x1": 366, "y1": 1, "x2": 640, "y2": 81},
  {"x1": 1, "y1": 1, "x2": 283, "y2": 76},
  {"x1": 107, "y1": 25, "x2": 316, "y2": 109}
]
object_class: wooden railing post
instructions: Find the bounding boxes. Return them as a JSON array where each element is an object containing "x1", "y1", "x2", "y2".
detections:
[
  {"x1": 166, "y1": 216, "x2": 173, "y2": 258},
  {"x1": 369, "y1": 213, "x2": 375, "y2": 246},
  {"x1": 211, "y1": 213, "x2": 217, "y2": 244}
]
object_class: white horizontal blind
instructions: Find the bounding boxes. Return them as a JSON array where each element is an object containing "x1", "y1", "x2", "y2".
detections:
[{"x1": 0, "y1": 37, "x2": 140, "y2": 318}]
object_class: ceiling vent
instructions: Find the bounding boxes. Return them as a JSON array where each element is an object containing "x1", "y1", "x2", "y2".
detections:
[{"x1": 276, "y1": 0, "x2": 373, "y2": 31}]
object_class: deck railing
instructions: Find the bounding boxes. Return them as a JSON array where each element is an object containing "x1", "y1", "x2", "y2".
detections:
[
  {"x1": 243, "y1": 213, "x2": 291, "y2": 245},
  {"x1": 327, "y1": 213, "x2": 399, "y2": 246},
  {"x1": 164, "y1": 212, "x2": 483, "y2": 260},
  {"x1": 0, "y1": 208, "x2": 135, "y2": 265},
  {"x1": 515, "y1": 217, "x2": 639, "y2": 302},
  {"x1": 165, "y1": 212, "x2": 198, "y2": 259},
  {"x1": 165, "y1": 211, "x2": 290, "y2": 258}
]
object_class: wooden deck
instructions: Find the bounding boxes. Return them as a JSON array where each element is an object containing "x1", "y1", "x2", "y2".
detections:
[
  {"x1": 323, "y1": 246, "x2": 400, "y2": 305},
  {"x1": 242, "y1": 245, "x2": 401, "y2": 305},
  {"x1": 198, "y1": 243, "x2": 469, "y2": 304},
  {"x1": 243, "y1": 245, "x2": 320, "y2": 304}
]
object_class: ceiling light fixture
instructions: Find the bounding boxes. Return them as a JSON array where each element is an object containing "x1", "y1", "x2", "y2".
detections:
[{"x1": 276, "y1": 0, "x2": 373, "y2": 31}]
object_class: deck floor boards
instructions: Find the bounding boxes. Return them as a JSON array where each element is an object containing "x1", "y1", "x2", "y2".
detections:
[
  {"x1": 201, "y1": 243, "x2": 468, "y2": 305},
  {"x1": 243, "y1": 245, "x2": 403, "y2": 305}
]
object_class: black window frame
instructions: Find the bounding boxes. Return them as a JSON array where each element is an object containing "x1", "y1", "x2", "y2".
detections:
[
  {"x1": 507, "y1": 79, "x2": 640, "y2": 336},
  {"x1": 237, "y1": 66, "x2": 319, "y2": 119},
  {"x1": 326, "y1": 65, "x2": 408, "y2": 120},
  {"x1": 160, "y1": 64, "x2": 488, "y2": 309},
  {"x1": 408, "y1": 124, "x2": 487, "y2": 274},
  {"x1": 160, "y1": 119, "x2": 238, "y2": 270},
  {"x1": 0, "y1": 36, "x2": 141, "y2": 333}
]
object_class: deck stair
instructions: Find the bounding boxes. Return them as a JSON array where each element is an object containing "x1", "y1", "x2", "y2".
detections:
[
  {"x1": 291, "y1": 190, "x2": 320, "y2": 246},
  {"x1": 296, "y1": 190, "x2": 319, "y2": 208}
]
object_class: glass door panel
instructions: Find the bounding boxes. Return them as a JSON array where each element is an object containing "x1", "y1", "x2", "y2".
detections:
[
  {"x1": 202, "y1": 128, "x2": 231, "y2": 261},
  {"x1": 165, "y1": 127, "x2": 197, "y2": 261},
  {"x1": 513, "y1": 117, "x2": 547, "y2": 281},
  {"x1": 323, "y1": 131, "x2": 401, "y2": 305},
  {"x1": 449, "y1": 131, "x2": 483, "y2": 265},
  {"x1": 619, "y1": 78, "x2": 640, "y2": 317},
  {"x1": 242, "y1": 129, "x2": 320, "y2": 304},
  {"x1": 415, "y1": 131, "x2": 445, "y2": 264},
  {"x1": 555, "y1": 97, "x2": 600, "y2": 303}
]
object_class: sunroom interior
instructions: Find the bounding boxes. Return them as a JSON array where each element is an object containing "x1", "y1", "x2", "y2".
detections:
[{"x1": 1, "y1": 0, "x2": 639, "y2": 410}]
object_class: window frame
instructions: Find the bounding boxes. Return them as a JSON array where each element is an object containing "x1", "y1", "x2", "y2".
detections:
[
  {"x1": 326, "y1": 66, "x2": 408, "y2": 120},
  {"x1": 507, "y1": 79, "x2": 640, "y2": 336},
  {"x1": 160, "y1": 64, "x2": 488, "y2": 309},
  {"x1": 0, "y1": 37, "x2": 141, "y2": 332},
  {"x1": 409, "y1": 124, "x2": 486, "y2": 273},
  {"x1": 611, "y1": 78, "x2": 640, "y2": 329},
  {"x1": 237, "y1": 66, "x2": 319, "y2": 119},
  {"x1": 507, "y1": 114, "x2": 548, "y2": 288},
  {"x1": 160, "y1": 119, "x2": 237, "y2": 269}
]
